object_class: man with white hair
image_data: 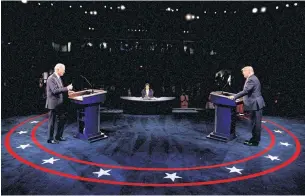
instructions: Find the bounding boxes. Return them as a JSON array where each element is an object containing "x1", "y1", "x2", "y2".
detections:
[
  {"x1": 45, "y1": 63, "x2": 73, "y2": 144},
  {"x1": 229, "y1": 66, "x2": 265, "y2": 146}
]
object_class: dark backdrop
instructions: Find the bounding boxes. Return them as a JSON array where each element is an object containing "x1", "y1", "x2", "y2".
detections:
[{"x1": 2, "y1": 1, "x2": 305, "y2": 118}]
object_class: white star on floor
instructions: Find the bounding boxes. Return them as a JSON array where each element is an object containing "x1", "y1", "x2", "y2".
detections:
[
  {"x1": 16, "y1": 144, "x2": 31, "y2": 149},
  {"x1": 274, "y1": 129, "x2": 283, "y2": 133},
  {"x1": 164, "y1": 173, "x2": 182, "y2": 182},
  {"x1": 93, "y1": 168, "x2": 111, "y2": 178},
  {"x1": 280, "y1": 142, "x2": 292, "y2": 147},
  {"x1": 261, "y1": 121, "x2": 266, "y2": 123},
  {"x1": 30, "y1": 121, "x2": 39, "y2": 124},
  {"x1": 17, "y1": 131, "x2": 28, "y2": 134},
  {"x1": 42, "y1": 157, "x2": 60, "y2": 164},
  {"x1": 225, "y1": 166, "x2": 243, "y2": 174},
  {"x1": 264, "y1": 155, "x2": 280, "y2": 161}
]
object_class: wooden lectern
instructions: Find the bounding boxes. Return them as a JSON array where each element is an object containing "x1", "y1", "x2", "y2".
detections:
[
  {"x1": 207, "y1": 91, "x2": 243, "y2": 142},
  {"x1": 69, "y1": 89, "x2": 108, "y2": 143}
]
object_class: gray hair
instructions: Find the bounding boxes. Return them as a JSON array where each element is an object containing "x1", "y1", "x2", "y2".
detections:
[{"x1": 54, "y1": 63, "x2": 65, "y2": 71}]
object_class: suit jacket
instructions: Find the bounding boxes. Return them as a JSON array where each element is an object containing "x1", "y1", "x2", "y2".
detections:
[
  {"x1": 141, "y1": 89, "x2": 154, "y2": 98},
  {"x1": 45, "y1": 73, "x2": 68, "y2": 110},
  {"x1": 234, "y1": 74, "x2": 265, "y2": 111}
]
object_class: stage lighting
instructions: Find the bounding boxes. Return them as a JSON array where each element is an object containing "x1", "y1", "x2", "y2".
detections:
[
  {"x1": 210, "y1": 50, "x2": 216, "y2": 55},
  {"x1": 286, "y1": 4, "x2": 289, "y2": 7},
  {"x1": 166, "y1": 8, "x2": 171, "y2": 11},
  {"x1": 204, "y1": 11, "x2": 207, "y2": 13},
  {"x1": 80, "y1": 5, "x2": 82, "y2": 8},
  {"x1": 276, "y1": 6, "x2": 279, "y2": 9},
  {"x1": 176, "y1": 9, "x2": 179, "y2": 11},
  {"x1": 294, "y1": 3, "x2": 298, "y2": 6},
  {"x1": 102, "y1": 42, "x2": 107, "y2": 49},
  {"x1": 85, "y1": 11, "x2": 87, "y2": 14},
  {"x1": 214, "y1": 12, "x2": 217, "y2": 14},
  {"x1": 260, "y1": 7, "x2": 267, "y2": 13},
  {"x1": 197, "y1": 16, "x2": 199, "y2": 19},
  {"x1": 92, "y1": 28, "x2": 95, "y2": 30},
  {"x1": 185, "y1": 14, "x2": 192, "y2": 21},
  {"x1": 190, "y1": 48, "x2": 194, "y2": 55},
  {"x1": 87, "y1": 42, "x2": 93, "y2": 47},
  {"x1": 38, "y1": 3, "x2": 40, "y2": 6},
  {"x1": 51, "y1": 3, "x2": 53, "y2": 6},
  {"x1": 21, "y1": 0, "x2": 27, "y2": 3},
  {"x1": 110, "y1": 7, "x2": 112, "y2": 10},
  {"x1": 94, "y1": 11, "x2": 97, "y2": 15},
  {"x1": 69, "y1": 5, "x2": 72, "y2": 8},
  {"x1": 104, "y1": 6, "x2": 107, "y2": 8},
  {"x1": 224, "y1": 10, "x2": 227, "y2": 13},
  {"x1": 89, "y1": 27, "x2": 91, "y2": 30},
  {"x1": 234, "y1": 11, "x2": 237, "y2": 13},
  {"x1": 191, "y1": 15, "x2": 195, "y2": 19},
  {"x1": 90, "y1": 11, "x2": 93, "y2": 15},
  {"x1": 121, "y1": 5, "x2": 126, "y2": 10}
]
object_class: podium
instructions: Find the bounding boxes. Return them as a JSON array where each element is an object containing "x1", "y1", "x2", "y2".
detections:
[
  {"x1": 69, "y1": 89, "x2": 108, "y2": 143},
  {"x1": 207, "y1": 91, "x2": 243, "y2": 142}
]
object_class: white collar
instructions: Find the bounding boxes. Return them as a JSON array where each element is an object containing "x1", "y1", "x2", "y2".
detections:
[
  {"x1": 54, "y1": 72, "x2": 60, "y2": 79},
  {"x1": 247, "y1": 73, "x2": 254, "y2": 79}
]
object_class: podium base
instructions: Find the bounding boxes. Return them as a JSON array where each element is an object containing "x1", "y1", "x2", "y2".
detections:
[
  {"x1": 74, "y1": 130, "x2": 108, "y2": 143},
  {"x1": 207, "y1": 132, "x2": 236, "y2": 142}
]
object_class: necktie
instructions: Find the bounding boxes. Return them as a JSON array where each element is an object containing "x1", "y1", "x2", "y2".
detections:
[
  {"x1": 55, "y1": 75, "x2": 63, "y2": 88},
  {"x1": 59, "y1": 77, "x2": 63, "y2": 87}
]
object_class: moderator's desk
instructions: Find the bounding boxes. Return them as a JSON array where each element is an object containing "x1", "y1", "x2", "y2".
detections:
[{"x1": 120, "y1": 97, "x2": 175, "y2": 114}]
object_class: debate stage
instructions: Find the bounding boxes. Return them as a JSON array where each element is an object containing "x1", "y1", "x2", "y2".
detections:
[{"x1": 2, "y1": 111, "x2": 305, "y2": 195}]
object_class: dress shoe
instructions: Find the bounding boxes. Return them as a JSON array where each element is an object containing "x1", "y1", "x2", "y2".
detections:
[
  {"x1": 244, "y1": 141, "x2": 259, "y2": 146},
  {"x1": 47, "y1": 139, "x2": 59, "y2": 144},
  {"x1": 56, "y1": 137, "x2": 66, "y2": 141}
]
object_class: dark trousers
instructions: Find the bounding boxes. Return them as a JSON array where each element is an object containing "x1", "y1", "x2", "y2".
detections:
[
  {"x1": 249, "y1": 109, "x2": 263, "y2": 142},
  {"x1": 48, "y1": 107, "x2": 67, "y2": 140}
]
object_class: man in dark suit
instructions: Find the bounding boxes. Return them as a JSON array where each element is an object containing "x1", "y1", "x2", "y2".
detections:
[
  {"x1": 141, "y1": 83, "x2": 154, "y2": 98},
  {"x1": 229, "y1": 66, "x2": 265, "y2": 146},
  {"x1": 45, "y1": 63, "x2": 73, "y2": 144}
]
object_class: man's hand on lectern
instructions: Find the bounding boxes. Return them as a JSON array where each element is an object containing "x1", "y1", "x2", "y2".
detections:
[
  {"x1": 68, "y1": 90, "x2": 75, "y2": 96},
  {"x1": 228, "y1": 96, "x2": 235, "y2": 100},
  {"x1": 67, "y1": 84, "x2": 73, "y2": 91}
]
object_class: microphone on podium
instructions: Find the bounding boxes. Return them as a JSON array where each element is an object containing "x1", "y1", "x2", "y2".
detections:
[
  {"x1": 221, "y1": 79, "x2": 229, "y2": 95},
  {"x1": 80, "y1": 75, "x2": 94, "y2": 94}
]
